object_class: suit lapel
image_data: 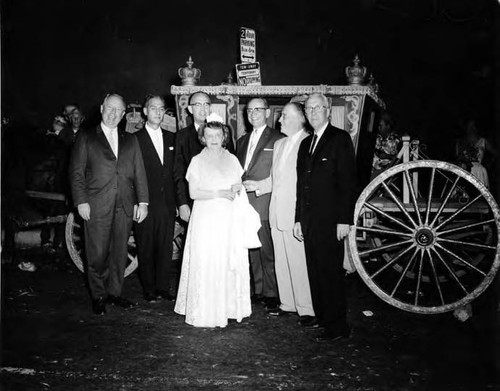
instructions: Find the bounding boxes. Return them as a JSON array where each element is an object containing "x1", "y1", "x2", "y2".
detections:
[
  {"x1": 97, "y1": 125, "x2": 117, "y2": 160},
  {"x1": 311, "y1": 126, "x2": 332, "y2": 162},
  {"x1": 247, "y1": 127, "x2": 271, "y2": 172},
  {"x1": 239, "y1": 133, "x2": 251, "y2": 167}
]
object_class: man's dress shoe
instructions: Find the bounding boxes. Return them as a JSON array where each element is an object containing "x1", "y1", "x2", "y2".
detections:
[
  {"x1": 267, "y1": 308, "x2": 295, "y2": 317},
  {"x1": 264, "y1": 297, "x2": 280, "y2": 311},
  {"x1": 251, "y1": 294, "x2": 266, "y2": 304},
  {"x1": 298, "y1": 315, "x2": 318, "y2": 327},
  {"x1": 314, "y1": 327, "x2": 351, "y2": 343},
  {"x1": 144, "y1": 292, "x2": 157, "y2": 303},
  {"x1": 92, "y1": 298, "x2": 106, "y2": 315},
  {"x1": 106, "y1": 295, "x2": 136, "y2": 308},
  {"x1": 156, "y1": 290, "x2": 176, "y2": 301}
]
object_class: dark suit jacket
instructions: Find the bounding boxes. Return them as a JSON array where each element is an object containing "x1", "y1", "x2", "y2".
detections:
[
  {"x1": 60, "y1": 126, "x2": 84, "y2": 149},
  {"x1": 70, "y1": 125, "x2": 149, "y2": 217},
  {"x1": 174, "y1": 124, "x2": 203, "y2": 207},
  {"x1": 295, "y1": 124, "x2": 357, "y2": 233},
  {"x1": 135, "y1": 127, "x2": 178, "y2": 215},
  {"x1": 174, "y1": 123, "x2": 235, "y2": 206},
  {"x1": 236, "y1": 126, "x2": 285, "y2": 220}
]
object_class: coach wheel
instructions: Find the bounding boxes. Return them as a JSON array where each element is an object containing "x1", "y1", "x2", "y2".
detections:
[{"x1": 349, "y1": 160, "x2": 500, "y2": 314}]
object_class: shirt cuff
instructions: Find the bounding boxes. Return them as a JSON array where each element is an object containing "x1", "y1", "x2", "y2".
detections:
[{"x1": 139, "y1": 202, "x2": 148, "y2": 206}]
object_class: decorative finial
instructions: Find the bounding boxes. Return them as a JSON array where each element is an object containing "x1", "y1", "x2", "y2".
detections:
[
  {"x1": 222, "y1": 72, "x2": 235, "y2": 86},
  {"x1": 178, "y1": 56, "x2": 201, "y2": 86},
  {"x1": 345, "y1": 54, "x2": 367, "y2": 85}
]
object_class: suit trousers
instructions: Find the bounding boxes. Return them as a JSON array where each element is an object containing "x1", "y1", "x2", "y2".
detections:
[
  {"x1": 304, "y1": 225, "x2": 347, "y2": 333},
  {"x1": 134, "y1": 209, "x2": 175, "y2": 295},
  {"x1": 271, "y1": 227, "x2": 315, "y2": 316},
  {"x1": 84, "y1": 205, "x2": 133, "y2": 299},
  {"x1": 249, "y1": 220, "x2": 277, "y2": 298}
]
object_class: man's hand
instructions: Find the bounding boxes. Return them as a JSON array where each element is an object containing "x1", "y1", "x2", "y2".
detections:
[
  {"x1": 337, "y1": 224, "x2": 350, "y2": 241},
  {"x1": 179, "y1": 204, "x2": 191, "y2": 222},
  {"x1": 77, "y1": 203, "x2": 90, "y2": 221},
  {"x1": 293, "y1": 222, "x2": 304, "y2": 242},
  {"x1": 242, "y1": 180, "x2": 258, "y2": 192},
  {"x1": 135, "y1": 204, "x2": 148, "y2": 224},
  {"x1": 231, "y1": 183, "x2": 242, "y2": 195}
]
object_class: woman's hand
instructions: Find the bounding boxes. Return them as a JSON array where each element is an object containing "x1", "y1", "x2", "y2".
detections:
[{"x1": 217, "y1": 189, "x2": 236, "y2": 201}]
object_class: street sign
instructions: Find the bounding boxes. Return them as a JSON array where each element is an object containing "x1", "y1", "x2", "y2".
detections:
[
  {"x1": 240, "y1": 27, "x2": 256, "y2": 63},
  {"x1": 235, "y1": 62, "x2": 261, "y2": 86}
]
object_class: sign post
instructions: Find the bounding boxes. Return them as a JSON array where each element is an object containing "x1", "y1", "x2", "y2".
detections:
[
  {"x1": 235, "y1": 62, "x2": 261, "y2": 86},
  {"x1": 240, "y1": 27, "x2": 256, "y2": 63}
]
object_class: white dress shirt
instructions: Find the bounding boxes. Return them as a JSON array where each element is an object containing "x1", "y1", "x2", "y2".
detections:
[
  {"x1": 101, "y1": 122, "x2": 118, "y2": 157},
  {"x1": 145, "y1": 123, "x2": 164, "y2": 164}
]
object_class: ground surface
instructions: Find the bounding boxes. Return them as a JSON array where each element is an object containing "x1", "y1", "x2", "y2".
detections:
[{"x1": 1, "y1": 249, "x2": 499, "y2": 391}]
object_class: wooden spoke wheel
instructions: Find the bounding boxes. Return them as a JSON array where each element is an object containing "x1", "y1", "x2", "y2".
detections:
[
  {"x1": 65, "y1": 213, "x2": 186, "y2": 278},
  {"x1": 349, "y1": 160, "x2": 500, "y2": 314},
  {"x1": 65, "y1": 212, "x2": 138, "y2": 277}
]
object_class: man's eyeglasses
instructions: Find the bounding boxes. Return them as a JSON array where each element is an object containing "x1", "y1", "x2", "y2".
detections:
[
  {"x1": 246, "y1": 107, "x2": 267, "y2": 114},
  {"x1": 304, "y1": 106, "x2": 327, "y2": 114},
  {"x1": 191, "y1": 102, "x2": 211, "y2": 109}
]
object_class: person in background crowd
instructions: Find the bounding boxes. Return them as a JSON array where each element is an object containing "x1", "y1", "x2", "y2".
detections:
[
  {"x1": 294, "y1": 93, "x2": 357, "y2": 343},
  {"x1": 35, "y1": 115, "x2": 69, "y2": 253},
  {"x1": 174, "y1": 92, "x2": 235, "y2": 224},
  {"x1": 134, "y1": 95, "x2": 179, "y2": 303},
  {"x1": 243, "y1": 102, "x2": 316, "y2": 325},
  {"x1": 455, "y1": 119, "x2": 498, "y2": 189},
  {"x1": 70, "y1": 93, "x2": 149, "y2": 315},
  {"x1": 237, "y1": 98, "x2": 285, "y2": 312},
  {"x1": 370, "y1": 112, "x2": 402, "y2": 179},
  {"x1": 174, "y1": 114, "x2": 260, "y2": 327},
  {"x1": 63, "y1": 103, "x2": 78, "y2": 122},
  {"x1": 60, "y1": 106, "x2": 85, "y2": 148}
]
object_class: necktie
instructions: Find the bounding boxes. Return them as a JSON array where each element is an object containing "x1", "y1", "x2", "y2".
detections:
[
  {"x1": 109, "y1": 129, "x2": 117, "y2": 157},
  {"x1": 245, "y1": 130, "x2": 257, "y2": 170},
  {"x1": 309, "y1": 134, "x2": 318, "y2": 155}
]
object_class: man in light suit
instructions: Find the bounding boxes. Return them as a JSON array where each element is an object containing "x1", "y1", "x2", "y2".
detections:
[
  {"x1": 70, "y1": 93, "x2": 149, "y2": 315},
  {"x1": 294, "y1": 93, "x2": 357, "y2": 342},
  {"x1": 174, "y1": 92, "x2": 234, "y2": 223},
  {"x1": 243, "y1": 102, "x2": 315, "y2": 324},
  {"x1": 134, "y1": 95, "x2": 179, "y2": 303},
  {"x1": 237, "y1": 97, "x2": 285, "y2": 310}
]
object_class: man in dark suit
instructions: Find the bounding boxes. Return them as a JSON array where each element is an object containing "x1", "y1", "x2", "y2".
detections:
[
  {"x1": 294, "y1": 93, "x2": 357, "y2": 342},
  {"x1": 134, "y1": 95, "x2": 178, "y2": 303},
  {"x1": 237, "y1": 98, "x2": 285, "y2": 310},
  {"x1": 174, "y1": 92, "x2": 235, "y2": 224},
  {"x1": 70, "y1": 93, "x2": 149, "y2": 315}
]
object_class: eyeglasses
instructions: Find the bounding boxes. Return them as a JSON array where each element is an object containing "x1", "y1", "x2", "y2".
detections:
[
  {"x1": 191, "y1": 102, "x2": 211, "y2": 109},
  {"x1": 304, "y1": 106, "x2": 327, "y2": 114},
  {"x1": 246, "y1": 107, "x2": 267, "y2": 114}
]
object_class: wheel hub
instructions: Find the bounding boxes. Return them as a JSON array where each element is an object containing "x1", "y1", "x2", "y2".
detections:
[{"x1": 415, "y1": 227, "x2": 435, "y2": 248}]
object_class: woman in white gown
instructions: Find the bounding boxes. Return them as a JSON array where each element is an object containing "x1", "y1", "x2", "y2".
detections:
[{"x1": 174, "y1": 114, "x2": 261, "y2": 328}]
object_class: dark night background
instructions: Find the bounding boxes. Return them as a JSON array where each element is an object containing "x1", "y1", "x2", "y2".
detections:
[{"x1": 1, "y1": 0, "x2": 499, "y2": 164}]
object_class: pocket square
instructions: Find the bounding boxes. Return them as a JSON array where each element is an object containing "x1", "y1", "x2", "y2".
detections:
[
  {"x1": 264, "y1": 148, "x2": 273, "y2": 152},
  {"x1": 169, "y1": 146, "x2": 174, "y2": 150},
  {"x1": 321, "y1": 158, "x2": 328, "y2": 161}
]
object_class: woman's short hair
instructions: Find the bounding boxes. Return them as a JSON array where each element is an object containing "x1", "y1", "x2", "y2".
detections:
[{"x1": 198, "y1": 120, "x2": 231, "y2": 148}]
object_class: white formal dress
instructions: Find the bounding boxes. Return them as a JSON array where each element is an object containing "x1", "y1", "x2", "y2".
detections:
[{"x1": 174, "y1": 148, "x2": 260, "y2": 327}]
